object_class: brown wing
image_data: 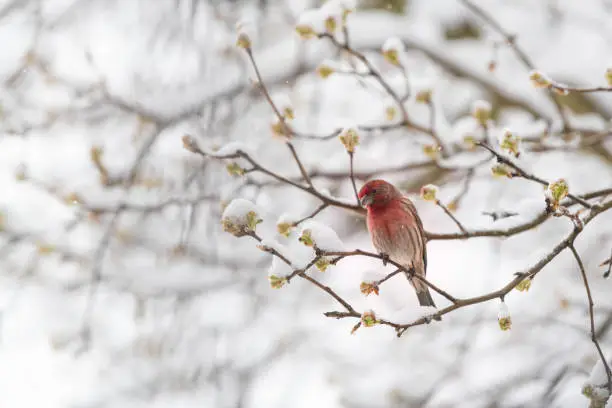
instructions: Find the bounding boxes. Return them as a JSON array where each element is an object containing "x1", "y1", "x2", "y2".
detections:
[{"x1": 400, "y1": 197, "x2": 427, "y2": 275}]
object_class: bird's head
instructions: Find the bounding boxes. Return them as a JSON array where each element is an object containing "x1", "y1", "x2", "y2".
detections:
[{"x1": 358, "y1": 179, "x2": 401, "y2": 209}]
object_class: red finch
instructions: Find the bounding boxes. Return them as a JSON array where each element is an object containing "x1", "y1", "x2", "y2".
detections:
[{"x1": 358, "y1": 179, "x2": 436, "y2": 308}]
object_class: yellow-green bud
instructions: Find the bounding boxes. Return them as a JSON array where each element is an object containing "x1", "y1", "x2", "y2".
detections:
[
  {"x1": 270, "y1": 119, "x2": 288, "y2": 137},
  {"x1": 324, "y1": 15, "x2": 336, "y2": 33},
  {"x1": 236, "y1": 32, "x2": 251, "y2": 49},
  {"x1": 422, "y1": 144, "x2": 441, "y2": 159},
  {"x1": 245, "y1": 211, "x2": 261, "y2": 231},
  {"x1": 283, "y1": 106, "x2": 295, "y2": 120},
  {"x1": 360, "y1": 281, "x2": 379, "y2": 296},
  {"x1": 381, "y1": 37, "x2": 404, "y2": 66},
  {"x1": 269, "y1": 275, "x2": 287, "y2": 289},
  {"x1": 277, "y1": 222, "x2": 293, "y2": 237},
  {"x1": 383, "y1": 49, "x2": 399, "y2": 66},
  {"x1": 226, "y1": 162, "x2": 245, "y2": 177},
  {"x1": 339, "y1": 127, "x2": 359, "y2": 153},
  {"x1": 317, "y1": 63, "x2": 334, "y2": 79},
  {"x1": 472, "y1": 100, "x2": 491, "y2": 126},
  {"x1": 420, "y1": 184, "x2": 439, "y2": 202},
  {"x1": 385, "y1": 106, "x2": 396, "y2": 121},
  {"x1": 515, "y1": 278, "x2": 531, "y2": 292},
  {"x1": 415, "y1": 89, "x2": 432, "y2": 104},
  {"x1": 491, "y1": 164, "x2": 512, "y2": 178},
  {"x1": 500, "y1": 129, "x2": 521, "y2": 157},
  {"x1": 547, "y1": 178, "x2": 569, "y2": 204},
  {"x1": 315, "y1": 257, "x2": 330, "y2": 272},
  {"x1": 361, "y1": 310, "x2": 378, "y2": 327},
  {"x1": 221, "y1": 209, "x2": 262, "y2": 237},
  {"x1": 498, "y1": 316, "x2": 512, "y2": 331},
  {"x1": 529, "y1": 70, "x2": 551, "y2": 88},
  {"x1": 299, "y1": 229, "x2": 314, "y2": 247},
  {"x1": 463, "y1": 135, "x2": 477, "y2": 150},
  {"x1": 498, "y1": 302, "x2": 511, "y2": 331}
]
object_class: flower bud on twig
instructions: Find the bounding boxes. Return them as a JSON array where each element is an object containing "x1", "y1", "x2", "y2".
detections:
[
  {"x1": 269, "y1": 275, "x2": 287, "y2": 289},
  {"x1": 361, "y1": 310, "x2": 378, "y2": 327},
  {"x1": 360, "y1": 281, "x2": 379, "y2": 296},
  {"x1": 499, "y1": 128, "x2": 521, "y2": 158},
  {"x1": 529, "y1": 70, "x2": 552, "y2": 88},
  {"x1": 420, "y1": 184, "x2": 439, "y2": 202},
  {"x1": 296, "y1": 10, "x2": 322, "y2": 39},
  {"x1": 317, "y1": 63, "x2": 335, "y2": 79},
  {"x1": 515, "y1": 278, "x2": 531, "y2": 292},
  {"x1": 606, "y1": 68, "x2": 612, "y2": 87},
  {"x1": 221, "y1": 199, "x2": 262, "y2": 238},
  {"x1": 299, "y1": 229, "x2": 314, "y2": 247},
  {"x1": 226, "y1": 162, "x2": 245, "y2": 177},
  {"x1": 545, "y1": 178, "x2": 569, "y2": 210},
  {"x1": 498, "y1": 301, "x2": 512, "y2": 331},
  {"x1": 339, "y1": 127, "x2": 359, "y2": 153},
  {"x1": 236, "y1": 20, "x2": 254, "y2": 49},
  {"x1": 491, "y1": 163, "x2": 513, "y2": 178},
  {"x1": 415, "y1": 89, "x2": 432, "y2": 104},
  {"x1": 422, "y1": 144, "x2": 441, "y2": 160},
  {"x1": 276, "y1": 222, "x2": 293, "y2": 237},
  {"x1": 382, "y1": 37, "x2": 405, "y2": 66},
  {"x1": 385, "y1": 106, "x2": 396, "y2": 121},
  {"x1": 472, "y1": 100, "x2": 491, "y2": 126},
  {"x1": 315, "y1": 257, "x2": 331, "y2": 272}
]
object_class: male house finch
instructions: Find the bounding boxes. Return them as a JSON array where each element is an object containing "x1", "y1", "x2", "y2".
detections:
[{"x1": 358, "y1": 179, "x2": 436, "y2": 308}]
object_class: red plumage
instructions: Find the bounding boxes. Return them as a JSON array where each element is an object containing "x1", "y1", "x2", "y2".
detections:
[{"x1": 358, "y1": 179, "x2": 436, "y2": 308}]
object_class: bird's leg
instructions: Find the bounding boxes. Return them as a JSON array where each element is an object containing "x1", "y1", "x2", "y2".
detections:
[{"x1": 380, "y1": 252, "x2": 389, "y2": 266}]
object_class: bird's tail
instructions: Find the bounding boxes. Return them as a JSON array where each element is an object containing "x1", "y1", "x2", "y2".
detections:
[
  {"x1": 415, "y1": 288, "x2": 442, "y2": 322},
  {"x1": 416, "y1": 288, "x2": 436, "y2": 307}
]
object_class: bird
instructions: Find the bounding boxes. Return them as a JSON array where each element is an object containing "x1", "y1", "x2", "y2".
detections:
[{"x1": 358, "y1": 179, "x2": 437, "y2": 309}]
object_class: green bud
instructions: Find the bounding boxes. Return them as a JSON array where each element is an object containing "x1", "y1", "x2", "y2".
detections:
[
  {"x1": 299, "y1": 229, "x2": 314, "y2": 247},
  {"x1": 277, "y1": 222, "x2": 293, "y2": 237},
  {"x1": 360, "y1": 281, "x2": 379, "y2": 296},
  {"x1": 515, "y1": 278, "x2": 531, "y2": 292},
  {"x1": 315, "y1": 257, "x2": 331, "y2": 272},
  {"x1": 269, "y1": 275, "x2": 287, "y2": 289},
  {"x1": 339, "y1": 128, "x2": 359, "y2": 153},
  {"x1": 361, "y1": 310, "x2": 378, "y2": 327},
  {"x1": 420, "y1": 184, "x2": 439, "y2": 202},
  {"x1": 226, "y1": 162, "x2": 245, "y2": 177}
]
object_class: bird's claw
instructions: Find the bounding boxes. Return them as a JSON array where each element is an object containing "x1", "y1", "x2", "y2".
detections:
[{"x1": 380, "y1": 253, "x2": 389, "y2": 266}]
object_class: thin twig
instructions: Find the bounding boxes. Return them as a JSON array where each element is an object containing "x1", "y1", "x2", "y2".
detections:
[
  {"x1": 603, "y1": 248, "x2": 612, "y2": 279},
  {"x1": 458, "y1": 0, "x2": 570, "y2": 131},
  {"x1": 435, "y1": 199, "x2": 468, "y2": 234},
  {"x1": 292, "y1": 203, "x2": 329, "y2": 227},
  {"x1": 244, "y1": 48, "x2": 313, "y2": 187},
  {"x1": 569, "y1": 244, "x2": 612, "y2": 392},
  {"x1": 477, "y1": 142, "x2": 593, "y2": 208},
  {"x1": 348, "y1": 152, "x2": 360, "y2": 205}
]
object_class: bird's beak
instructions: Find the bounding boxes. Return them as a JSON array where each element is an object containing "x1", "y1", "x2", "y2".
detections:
[{"x1": 360, "y1": 194, "x2": 373, "y2": 207}]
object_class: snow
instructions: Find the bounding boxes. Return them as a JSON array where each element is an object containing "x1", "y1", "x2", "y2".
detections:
[
  {"x1": 382, "y1": 37, "x2": 405, "y2": 53},
  {"x1": 498, "y1": 301, "x2": 510, "y2": 319},
  {"x1": 587, "y1": 358, "x2": 612, "y2": 388},
  {"x1": 298, "y1": 220, "x2": 345, "y2": 252},
  {"x1": 214, "y1": 141, "x2": 250, "y2": 156},
  {"x1": 4, "y1": 1, "x2": 612, "y2": 407},
  {"x1": 295, "y1": 9, "x2": 325, "y2": 36},
  {"x1": 221, "y1": 198, "x2": 260, "y2": 225}
]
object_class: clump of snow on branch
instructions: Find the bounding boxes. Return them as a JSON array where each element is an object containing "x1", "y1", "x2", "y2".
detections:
[
  {"x1": 298, "y1": 220, "x2": 345, "y2": 251},
  {"x1": 221, "y1": 198, "x2": 262, "y2": 237}
]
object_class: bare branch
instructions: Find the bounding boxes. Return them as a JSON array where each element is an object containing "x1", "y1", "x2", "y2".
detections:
[
  {"x1": 569, "y1": 245, "x2": 612, "y2": 397},
  {"x1": 458, "y1": 0, "x2": 571, "y2": 131}
]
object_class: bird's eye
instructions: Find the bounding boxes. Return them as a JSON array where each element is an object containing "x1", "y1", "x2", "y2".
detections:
[{"x1": 371, "y1": 188, "x2": 377, "y2": 194}]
